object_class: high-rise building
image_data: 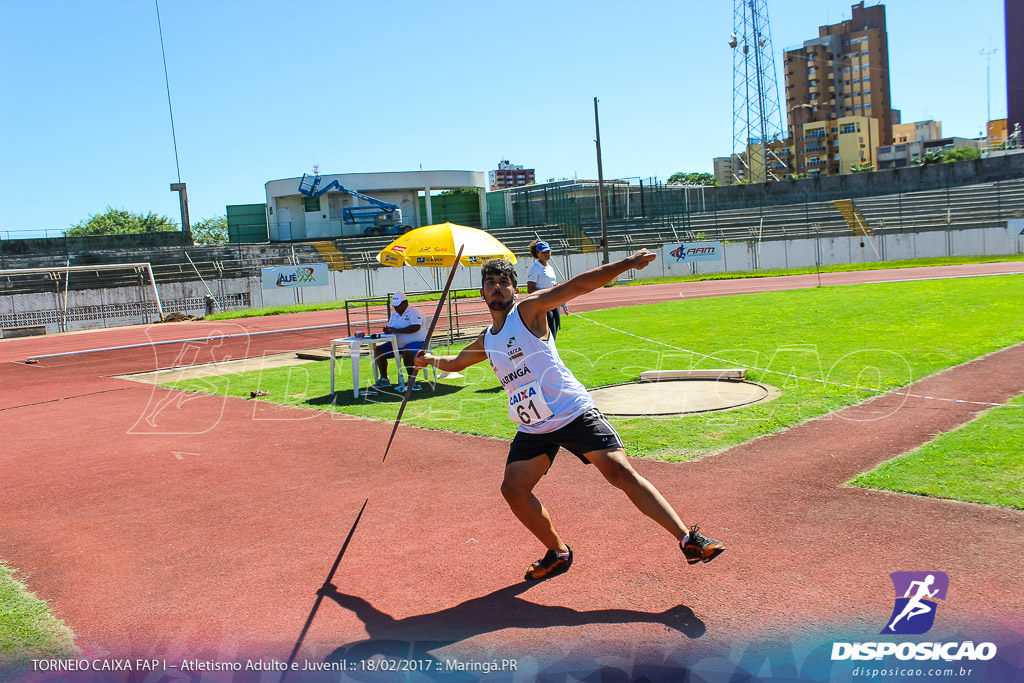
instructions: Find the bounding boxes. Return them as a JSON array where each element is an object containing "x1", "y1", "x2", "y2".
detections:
[
  {"x1": 488, "y1": 160, "x2": 535, "y2": 191},
  {"x1": 1007, "y1": 0, "x2": 1024, "y2": 135},
  {"x1": 782, "y1": 1, "x2": 899, "y2": 176}
]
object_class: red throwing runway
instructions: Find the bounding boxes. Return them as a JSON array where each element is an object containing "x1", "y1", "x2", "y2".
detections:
[{"x1": 1, "y1": 263, "x2": 1022, "y2": 678}]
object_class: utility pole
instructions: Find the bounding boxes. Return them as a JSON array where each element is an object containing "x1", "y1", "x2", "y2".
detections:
[{"x1": 594, "y1": 97, "x2": 609, "y2": 264}]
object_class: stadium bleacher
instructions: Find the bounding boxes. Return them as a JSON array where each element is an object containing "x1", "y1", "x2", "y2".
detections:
[{"x1": 3, "y1": 178, "x2": 1022, "y2": 300}]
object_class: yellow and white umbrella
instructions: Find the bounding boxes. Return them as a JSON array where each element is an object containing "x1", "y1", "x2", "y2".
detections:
[{"x1": 376, "y1": 222, "x2": 517, "y2": 268}]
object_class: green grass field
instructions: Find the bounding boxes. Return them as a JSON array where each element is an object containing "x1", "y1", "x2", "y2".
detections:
[
  {"x1": 850, "y1": 391, "x2": 1024, "y2": 509},
  {"x1": 629, "y1": 254, "x2": 1024, "y2": 286},
  {"x1": 164, "y1": 274, "x2": 1024, "y2": 466},
  {"x1": 205, "y1": 288, "x2": 486, "y2": 321},
  {"x1": 203, "y1": 254, "x2": 1024, "y2": 321},
  {"x1": 0, "y1": 563, "x2": 76, "y2": 676}
]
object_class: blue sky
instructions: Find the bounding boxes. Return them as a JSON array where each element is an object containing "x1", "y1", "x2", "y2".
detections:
[{"x1": 0, "y1": 0, "x2": 1008, "y2": 236}]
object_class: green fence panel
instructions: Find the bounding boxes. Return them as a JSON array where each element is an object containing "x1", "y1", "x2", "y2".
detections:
[
  {"x1": 418, "y1": 193, "x2": 482, "y2": 228},
  {"x1": 226, "y1": 204, "x2": 269, "y2": 243}
]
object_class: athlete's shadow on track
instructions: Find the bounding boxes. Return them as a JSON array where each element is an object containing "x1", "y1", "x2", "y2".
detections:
[{"x1": 318, "y1": 580, "x2": 704, "y2": 674}]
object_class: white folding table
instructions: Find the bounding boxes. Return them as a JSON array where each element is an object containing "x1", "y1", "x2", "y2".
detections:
[{"x1": 330, "y1": 334, "x2": 405, "y2": 398}]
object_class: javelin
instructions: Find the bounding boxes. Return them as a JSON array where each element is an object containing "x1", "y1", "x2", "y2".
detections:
[{"x1": 381, "y1": 244, "x2": 465, "y2": 463}]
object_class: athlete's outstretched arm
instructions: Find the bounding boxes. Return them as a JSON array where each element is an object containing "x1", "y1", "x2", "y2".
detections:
[
  {"x1": 519, "y1": 249, "x2": 656, "y2": 321},
  {"x1": 415, "y1": 331, "x2": 487, "y2": 372}
]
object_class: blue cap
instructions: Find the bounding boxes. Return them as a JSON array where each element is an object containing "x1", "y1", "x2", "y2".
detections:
[{"x1": 535, "y1": 241, "x2": 551, "y2": 252}]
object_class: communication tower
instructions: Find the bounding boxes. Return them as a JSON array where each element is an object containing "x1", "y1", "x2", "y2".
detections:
[{"x1": 730, "y1": 0, "x2": 784, "y2": 182}]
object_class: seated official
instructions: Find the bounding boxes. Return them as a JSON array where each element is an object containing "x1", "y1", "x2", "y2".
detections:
[{"x1": 373, "y1": 291, "x2": 427, "y2": 390}]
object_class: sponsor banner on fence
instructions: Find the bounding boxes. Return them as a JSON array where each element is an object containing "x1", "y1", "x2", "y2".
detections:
[
  {"x1": 664, "y1": 242, "x2": 723, "y2": 262},
  {"x1": 261, "y1": 265, "x2": 329, "y2": 290},
  {"x1": 1008, "y1": 219, "x2": 1024, "y2": 239}
]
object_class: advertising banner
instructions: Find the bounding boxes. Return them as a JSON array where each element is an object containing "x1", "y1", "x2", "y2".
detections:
[
  {"x1": 664, "y1": 241, "x2": 723, "y2": 262},
  {"x1": 261, "y1": 265, "x2": 329, "y2": 290},
  {"x1": 1007, "y1": 219, "x2": 1024, "y2": 239}
]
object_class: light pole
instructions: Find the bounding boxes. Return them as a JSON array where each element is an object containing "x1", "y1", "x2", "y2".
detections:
[
  {"x1": 980, "y1": 46, "x2": 997, "y2": 140},
  {"x1": 788, "y1": 103, "x2": 814, "y2": 176}
]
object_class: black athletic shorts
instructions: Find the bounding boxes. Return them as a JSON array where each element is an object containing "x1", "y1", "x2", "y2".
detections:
[{"x1": 506, "y1": 408, "x2": 623, "y2": 466}]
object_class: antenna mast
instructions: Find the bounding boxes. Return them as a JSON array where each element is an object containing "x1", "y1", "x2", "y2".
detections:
[{"x1": 730, "y1": 0, "x2": 784, "y2": 182}]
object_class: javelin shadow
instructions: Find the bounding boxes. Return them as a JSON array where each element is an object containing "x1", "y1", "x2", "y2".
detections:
[{"x1": 318, "y1": 581, "x2": 704, "y2": 677}]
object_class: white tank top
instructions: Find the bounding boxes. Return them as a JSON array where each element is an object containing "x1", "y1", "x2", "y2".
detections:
[{"x1": 483, "y1": 303, "x2": 594, "y2": 434}]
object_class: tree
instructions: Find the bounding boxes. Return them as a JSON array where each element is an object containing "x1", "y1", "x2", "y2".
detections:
[
  {"x1": 439, "y1": 188, "x2": 479, "y2": 196},
  {"x1": 942, "y1": 146, "x2": 980, "y2": 162},
  {"x1": 65, "y1": 206, "x2": 177, "y2": 236},
  {"x1": 913, "y1": 151, "x2": 945, "y2": 167},
  {"x1": 850, "y1": 162, "x2": 874, "y2": 173},
  {"x1": 191, "y1": 216, "x2": 228, "y2": 245},
  {"x1": 666, "y1": 171, "x2": 718, "y2": 186},
  {"x1": 788, "y1": 173, "x2": 809, "y2": 180}
]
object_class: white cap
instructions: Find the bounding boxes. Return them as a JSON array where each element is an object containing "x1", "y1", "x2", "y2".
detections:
[{"x1": 391, "y1": 291, "x2": 407, "y2": 306}]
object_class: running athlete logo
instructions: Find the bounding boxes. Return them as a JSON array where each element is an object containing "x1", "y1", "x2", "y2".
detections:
[{"x1": 881, "y1": 571, "x2": 949, "y2": 635}]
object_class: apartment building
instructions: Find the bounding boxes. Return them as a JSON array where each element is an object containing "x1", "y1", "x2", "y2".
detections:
[
  {"x1": 877, "y1": 136, "x2": 982, "y2": 168},
  {"x1": 799, "y1": 116, "x2": 879, "y2": 175},
  {"x1": 877, "y1": 120, "x2": 943, "y2": 168},
  {"x1": 713, "y1": 155, "x2": 745, "y2": 185},
  {"x1": 782, "y1": 2, "x2": 898, "y2": 176},
  {"x1": 876, "y1": 141, "x2": 927, "y2": 169},
  {"x1": 489, "y1": 160, "x2": 536, "y2": 191},
  {"x1": 893, "y1": 120, "x2": 942, "y2": 143}
]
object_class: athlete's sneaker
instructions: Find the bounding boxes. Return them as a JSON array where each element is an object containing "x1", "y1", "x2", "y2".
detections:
[
  {"x1": 525, "y1": 546, "x2": 573, "y2": 580},
  {"x1": 681, "y1": 524, "x2": 725, "y2": 565},
  {"x1": 373, "y1": 377, "x2": 392, "y2": 388}
]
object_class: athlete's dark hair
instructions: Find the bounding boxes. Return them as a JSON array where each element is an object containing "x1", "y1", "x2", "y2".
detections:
[{"x1": 480, "y1": 258, "x2": 518, "y2": 288}]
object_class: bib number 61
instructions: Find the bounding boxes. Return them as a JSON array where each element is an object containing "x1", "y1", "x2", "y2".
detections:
[
  {"x1": 516, "y1": 400, "x2": 542, "y2": 424},
  {"x1": 508, "y1": 381, "x2": 554, "y2": 425}
]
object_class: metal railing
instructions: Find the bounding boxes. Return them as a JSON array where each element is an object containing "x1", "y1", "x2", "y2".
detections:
[{"x1": 342, "y1": 288, "x2": 490, "y2": 347}]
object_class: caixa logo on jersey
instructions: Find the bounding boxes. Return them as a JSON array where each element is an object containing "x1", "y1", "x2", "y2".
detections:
[
  {"x1": 509, "y1": 384, "x2": 538, "y2": 405},
  {"x1": 831, "y1": 571, "x2": 997, "y2": 663}
]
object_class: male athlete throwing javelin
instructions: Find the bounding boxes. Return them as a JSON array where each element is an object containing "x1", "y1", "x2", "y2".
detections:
[{"x1": 415, "y1": 249, "x2": 725, "y2": 580}]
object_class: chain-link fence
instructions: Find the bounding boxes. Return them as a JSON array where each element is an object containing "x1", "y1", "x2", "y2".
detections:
[
  {"x1": 500, "y1": 176, "x2": 1024, "y2": 251},
  {"x1": 3, "y1": 176, "x2": 1022, "y2": 335}
]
